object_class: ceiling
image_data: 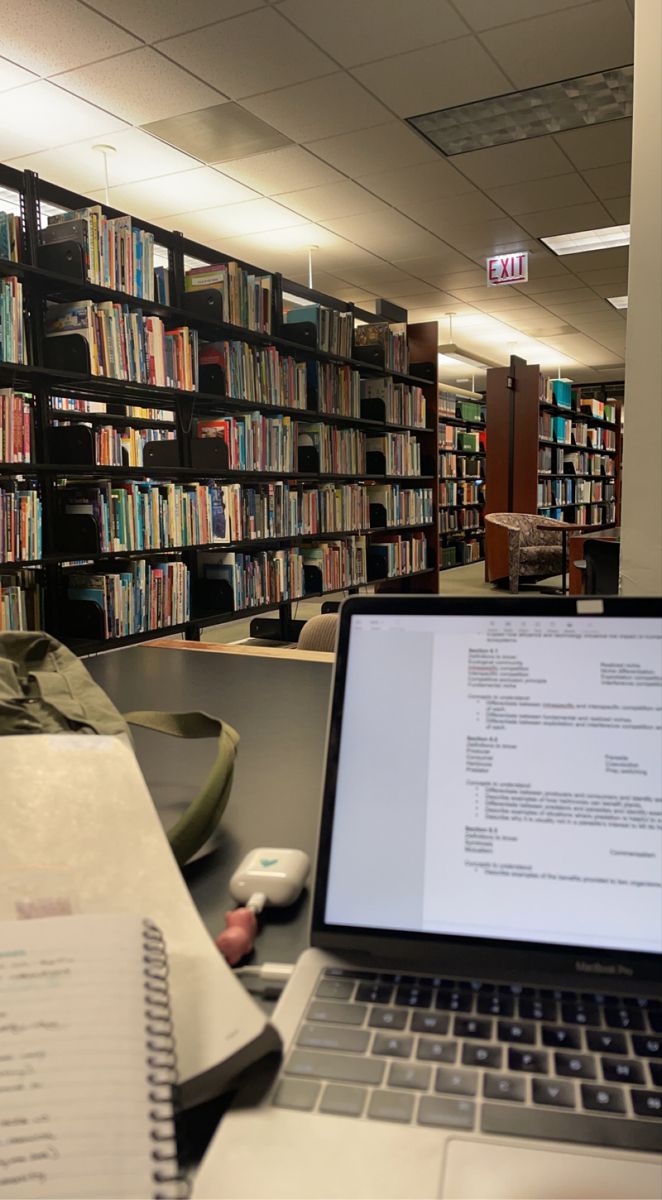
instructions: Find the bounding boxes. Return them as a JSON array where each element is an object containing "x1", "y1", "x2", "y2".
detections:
[{"x1": 0, "y1": 0, "x2": 634, "y2": 384}]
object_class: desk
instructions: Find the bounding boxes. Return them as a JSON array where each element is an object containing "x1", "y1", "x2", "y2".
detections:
[
  {"x1": 569, "y1": 526, "x2": 621, "y2": 594},
  {"x1": 88, "y1": 641, "x2": 334, "y2": 964}
]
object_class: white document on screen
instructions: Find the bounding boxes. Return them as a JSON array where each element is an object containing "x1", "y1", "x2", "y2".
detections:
[{"x1": 423, "y1": 615, "x2": 662, "y2": 954}]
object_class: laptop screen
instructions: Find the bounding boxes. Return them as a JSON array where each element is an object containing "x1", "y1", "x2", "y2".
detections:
[{"x1": 324, "y1": 611, "x2": 662, "y2": 956}]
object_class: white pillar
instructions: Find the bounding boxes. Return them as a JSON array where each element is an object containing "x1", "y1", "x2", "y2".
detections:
[{"x1": 619, "y1": 0, "x2": 662, "y2": 594}]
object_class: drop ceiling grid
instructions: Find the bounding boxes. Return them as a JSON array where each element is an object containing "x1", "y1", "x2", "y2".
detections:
[{"x1": 0, "y1": 0, "x2": 633, "y2": 371}]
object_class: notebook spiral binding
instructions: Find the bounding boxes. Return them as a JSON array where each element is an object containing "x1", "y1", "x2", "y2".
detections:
[{"x1": 143, "y1": 920, "x2": 189, "y2": 1200}]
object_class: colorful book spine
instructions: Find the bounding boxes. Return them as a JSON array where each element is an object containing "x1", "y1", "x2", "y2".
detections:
[{"x1": 0, "y1": 390, "x2": 32, "y2": 463}]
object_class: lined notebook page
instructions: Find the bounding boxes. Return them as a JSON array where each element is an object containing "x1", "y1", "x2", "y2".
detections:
[{"x1": 0, "y1": 913, "x2": 182, "y2": 1200}]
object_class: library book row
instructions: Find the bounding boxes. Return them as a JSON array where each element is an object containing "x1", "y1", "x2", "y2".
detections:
[
  {"x1": 10, "y1": 196, "x2": 411, "y2": 370},
  {"x1": 441, "y1": 536, "x2": 484, "y2": 569},
  {"x1": 0, "y1": 478, "x2": 434, "y2": 562},
  {"x1": 439, "y1": 481, "x2": 483, "y2": 506},
  {"x1": 0, "y1": 531, "x2": 428, "y2": 637},
  {"x1": 538, "y1": 445, "x2": 616, "y2": 477},
  {"x1": 544, "y1": 378, "x2": 617, "y2": 424},
  {"x1": 439, "y1": 452, "x2": 484, "y2": 479},
  {"x1": 440, "y1": 508, "x2": 482, "y2": 535},
  {"x1": 539, "y1": 411, "x2": 617, "y2": 452},
  {"x1": 538, "y1": 478, "x2": 616, "y2": 507},
  {"x1": 540, "y1": 503, "x2": 617, "y2": 525},
  {"x1": 1, "y1": 274, "x2": 416, "y2": 399}
]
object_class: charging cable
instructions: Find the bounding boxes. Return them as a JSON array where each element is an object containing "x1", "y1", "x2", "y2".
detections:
[{"x1": 215, "y1": 849, "x2": 310, "y2": 966}]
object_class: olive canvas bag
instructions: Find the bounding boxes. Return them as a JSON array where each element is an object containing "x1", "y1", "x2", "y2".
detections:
[{"x1": 0, "y1": 631, "x2": 239, "y2": 866}]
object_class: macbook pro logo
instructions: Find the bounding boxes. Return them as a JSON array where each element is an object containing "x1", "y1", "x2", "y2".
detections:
[{"x1": 575, "y1": 960, "x2": 634, "y2": 977}]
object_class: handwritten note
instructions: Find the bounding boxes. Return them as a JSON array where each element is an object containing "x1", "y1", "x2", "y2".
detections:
[{"x1": 0, "y1": 914, "x2": 177, "y2": 1199}]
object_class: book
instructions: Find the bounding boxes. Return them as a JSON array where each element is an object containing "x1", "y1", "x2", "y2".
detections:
[
  {"x1": 44, "y1": 207, "x2": 155, "y2": 300},
  {"x1": 46, "y1": 302, "x2": 198, "y2": 390},
  {"x1": 354, "y1": 321, "x2": 408, "y2": 373},
  {"x1": 0, "y1": 569, "x2": 43, "y2": 630},
  {"x1": 0, "y1": 388, "x2": 31, "y2": 463},
  {"x1": 0, "y1": 276, "x2": 26, "y2": 365},
  {"x1": 185, "y1": 262, "x2": 272, "y2": 334},
  {"x1": 67, "y1": 559, "x2": 190, "y2": 639},
  {"x1": 0, "y1": 210, "x2": 21, "y2": 261},
  {"x1": 0, "y1": 479, "x2": 42, "y2": 561},
  {"x1": 0, "y1": 911, "x2": 185, "y2": 1200},
  {"x1": 1, "y1": 735, "x2": 280, "y2": 1111},
  {"x1": 285, "y1": 303, "x2": 353, "y2": 357}
]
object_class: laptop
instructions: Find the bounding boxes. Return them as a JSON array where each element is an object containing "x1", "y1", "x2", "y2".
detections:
[{"x1": 194, "y1": 595, "x2": 662, "y2": 1200}]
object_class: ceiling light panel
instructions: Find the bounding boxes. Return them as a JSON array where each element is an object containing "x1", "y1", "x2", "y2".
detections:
[
  {"x1": 607, "y1": 295, "x2": 628, "y2": 309},
  {"x1": 407, "y1": 65, "x2": 632, "y2": 156},
  {"x1": 541, "y1": 224, "x2": 630, "y2": 255}
]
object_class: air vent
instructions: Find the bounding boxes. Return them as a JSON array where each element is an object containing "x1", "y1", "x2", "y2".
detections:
[
  {"x1": 142, "y1": 102, "x2": 292, "y2": 164},
  {"x1": 407, "y1": 65, "x2": 633, "y2": 156}
]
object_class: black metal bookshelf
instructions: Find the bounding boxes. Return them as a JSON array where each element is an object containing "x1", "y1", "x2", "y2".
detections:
[
  {"x1": 0, "y1": 165, "x2": 440, "y2": 650},
  {"x1": 438, "y1": 386, "x2": 486, "y2": 570}
]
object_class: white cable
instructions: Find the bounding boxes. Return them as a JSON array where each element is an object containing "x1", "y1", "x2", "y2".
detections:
[
  {"x1": 235, "y1": 963, "x2": 294, "y2": 983},
  {"x1": 246, "y1": 892, "x2": 267, "y2": 914}
]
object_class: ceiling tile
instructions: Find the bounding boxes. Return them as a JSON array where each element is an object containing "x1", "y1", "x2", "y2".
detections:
[
  {"x1": 0, "y1": 80, "x2": 127, "y2": 160},
  {"x1": 517, "y1": 200, "x2": 613, "y2": 237},
  {"x1": 480, "y1": 0, "x2": 634, "y2": 89},
  {"x1": 306, "y1": 121, "x2": 438, "y2": 177},
  {"x1": 458, "y1": 0, "x2": 599, "y2": 32},
  {"x1": 357, "y1": 160, "x2": 474, "y2": 208},
  {"x1": 604, "y1": 196, "x2": 630, "y2": 222},
  {"x1": 515, "y1": 272, "x2": 582, "y2": 294},
  {"x1": 538, "y1": 332, "x2": 624, "y2": 366},
  {"x1": 53, "y1": 47, "x2": 224, "y2": 126},
  {"x1": 326, "y1": 285, "x2": 378, "y2": 304},
  {"x1": 243, "y1": 74, "x2": 391, "y2": 143},
  {"x1": 321, "y1": 209, "x2": 445, "y2": 259},
  {"x1": 407, "y1": 191, "x2": 505, "y2": 233},
  {"x1": 438, "y1": 216, "x2": 529, "y2": 255},
  {"x1": 555, "y1": 118, "x2": 632, "y2": 168},
  {"x1": 582, "y1": 162, "x2": 632, "y2": 199},
  {"x1": 184, "y1": 197, "x2": 308, "y2": 237},
  {"x1": 277, "y1": 0, "x2": 469, "y2": 66},
  {"x1": 387, "y1": 289, "x2": 461, "y2": 311},
  {"x1": 157, "y1": 8, "x2": 335, "y2": 99},
  {"x1": 560, "y1": 245, "x2": 629, "y2": 271},
  {"x1": 0, "y1": 56, "x2": 38, "y2": 91},
  {"x1": 352, "y1": 36, "x2": 511, "y2": 118},
  {"x1": 1, "y1": 0, "x2": 139, "y2": 76},
  {"x1": 275, "y1": 181, "x2": 387, "y2": 221},
  {"x1": 573, "y1": 266, "x2": 628, "y2": 287},
  {"x1": 8, "y1": 127, "x2": 196, "y2": 193},
  {"x1": 535, "y1": 286, "x2": 602, "y2": 305},
  {"x1": 543, "y1": 297, "x2": 612, "y2": 316},
  {"x1": 219, "y1": 145, "x2": 342, "y2": 194},
  {"x1": 98, "y1": 167, "x2": 258, "y2": 220},
  {"x1": 452, "y1": 137, "x2": 572, "y2": 189},
  {"x1": 488, "y1": 173, "x2": 595, "y2": 216},
  {"x1": 85, "y1": 0, "x2": 261, "y2": 42},
  {"x1": 396, "y1": 264, "x2": 485, "y2": 289},
  {"x1": 325, "y1": 262, "x2": 435, "y2": 294}
]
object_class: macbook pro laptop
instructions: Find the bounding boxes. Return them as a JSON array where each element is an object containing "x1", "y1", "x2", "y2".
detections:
[{"x1": 194, "y1": 595, "x2": 662, "y2": 1199}]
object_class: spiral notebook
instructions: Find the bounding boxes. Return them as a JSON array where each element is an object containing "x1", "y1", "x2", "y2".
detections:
[{"x1": 0, "y1": 912, "x2": 186, "y2": 1200}]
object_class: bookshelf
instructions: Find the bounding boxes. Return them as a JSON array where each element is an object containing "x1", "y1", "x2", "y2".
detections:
[
  {"x1": 0, "y1": 166, "x2": 439, "y2": 650},
  {"x1": 438, "y1": 384, "x2": 485, "y2": 570},
  {"x1": 484, "y1": 357, "x2": 622, "y2": 584}
]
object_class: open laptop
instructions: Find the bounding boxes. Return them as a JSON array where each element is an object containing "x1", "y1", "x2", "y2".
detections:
[{"x1": 194, "y1": 595, "x2": 662, "y2": 1200}]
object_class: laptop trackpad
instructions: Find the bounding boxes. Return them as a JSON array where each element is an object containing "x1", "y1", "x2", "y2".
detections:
[{"x1": 440, "y1": 1139, "x2": 662, "y2": 1199}]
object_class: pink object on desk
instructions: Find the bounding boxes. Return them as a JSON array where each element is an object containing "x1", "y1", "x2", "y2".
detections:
[{"x1": 216, "y1": 908, "x2": 258, "y2": 965}]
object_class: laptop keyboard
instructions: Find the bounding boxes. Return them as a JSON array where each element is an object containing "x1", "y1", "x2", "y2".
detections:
[{"x1": 272, "y1": 970, "x2": 662, "y2": 1152}]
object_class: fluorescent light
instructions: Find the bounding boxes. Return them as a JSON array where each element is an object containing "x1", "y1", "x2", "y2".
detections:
[
  {"x1": 438, "y1": 344, "x2": 498, "y2": 371},
  {"x1": 607, "y1": 295, "x2": 628, "y2": 309},
  {"x1": 407, "y1": 65, "x2": 633, "y2": 156},
  {"x1": 541, "y1": 224, "x2": 630, "y2": 255}
]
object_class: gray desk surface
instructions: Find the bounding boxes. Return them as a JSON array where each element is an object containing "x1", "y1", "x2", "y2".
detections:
[{"x1": 88, "y1": 646, "x2": 333, "y2": 964}]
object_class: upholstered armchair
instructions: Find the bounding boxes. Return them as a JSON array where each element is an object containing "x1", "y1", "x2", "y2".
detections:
[{"x1": 485, "y1": 513, "x2": 568, "y2": 593}]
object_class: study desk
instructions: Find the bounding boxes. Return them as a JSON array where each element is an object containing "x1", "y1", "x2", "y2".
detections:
[
  {"x1": 568, "y1": 526, "x2": 621, "y2": 594},
  {"x1": 88, "y1": 641, "x2": 334, "y2": 965}
]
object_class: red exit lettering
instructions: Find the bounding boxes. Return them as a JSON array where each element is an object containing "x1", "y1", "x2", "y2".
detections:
[{"x1": 486, "y1": 252, "x2": 528, "y2": 285}]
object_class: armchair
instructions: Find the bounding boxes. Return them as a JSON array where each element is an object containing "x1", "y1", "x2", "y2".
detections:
[{"x1": 485, "y1": 513, "x2": 570, "y2": 593}]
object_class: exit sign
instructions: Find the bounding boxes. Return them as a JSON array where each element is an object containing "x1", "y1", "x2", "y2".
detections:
[{"x1": 486, "y1": 252, "x2": 528, "y2": 285}]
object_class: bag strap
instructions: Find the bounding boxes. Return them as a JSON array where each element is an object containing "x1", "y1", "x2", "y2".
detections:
[{"x1": 124, "y1": 710, "x2": 239, "y2": 867}]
